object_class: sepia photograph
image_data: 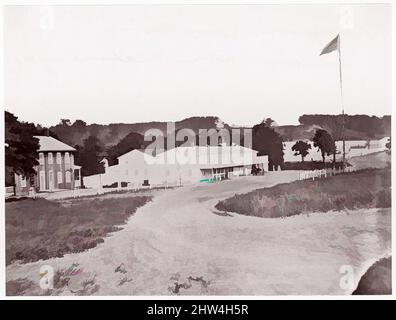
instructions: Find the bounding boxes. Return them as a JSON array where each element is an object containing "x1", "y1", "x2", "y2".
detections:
[{"x1": 1, "y1": 1, "x2": 393, "y2": 301}]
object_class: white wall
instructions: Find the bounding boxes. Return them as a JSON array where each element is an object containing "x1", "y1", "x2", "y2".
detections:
[{"x1": 83, "y1": 147, "x2": 269, "y2": 189}]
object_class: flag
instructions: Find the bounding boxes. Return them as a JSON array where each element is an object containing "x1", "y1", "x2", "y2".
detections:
[{"x1": 320, "y1": 34, "x2": 340, "y2": 56}]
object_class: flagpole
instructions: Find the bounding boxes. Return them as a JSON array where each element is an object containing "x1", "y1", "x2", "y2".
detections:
[{"x1": 338, "y1": 34, "x2": 346, "y2": 169}]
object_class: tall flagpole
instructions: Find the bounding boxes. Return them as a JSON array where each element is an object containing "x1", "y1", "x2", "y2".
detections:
[{"x1": 338, "y1": 33, "x2": 346, "y2": 169}]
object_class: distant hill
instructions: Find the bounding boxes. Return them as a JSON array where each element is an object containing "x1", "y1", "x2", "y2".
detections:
[
  {"x1": 298, "y1": 114, "x2": 391, "y2": 140},
  {"x1": 49, "y1": 114, "x2": 391, "y2": 152},
  {"x1": 274, "y1": 115, "x2": 390, "y2": 141},
  {"x1": 50, "y1": 116, "x2": 227, "y2": 149}
]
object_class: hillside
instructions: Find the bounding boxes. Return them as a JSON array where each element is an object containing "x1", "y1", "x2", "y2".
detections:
[
  {"x1": 273, "y1": 124, "x2": 322, "y2": 141},
  {"x1": 49, "y1": 114, "x2": 391, "y2": 150},
  {"x1": 50, "y1": 116, "x2": 226, "y2": 149},
  {"x1": 298, "y1": 114, "x2": 391, "y2": 140}
]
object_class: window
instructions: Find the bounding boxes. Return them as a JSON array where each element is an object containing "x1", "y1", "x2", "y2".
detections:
[
  {"x1": 70, "y1": 153, "x2": 74, "y2": 166},
  {"x1": 134, "y1": 169, "x2": 139, "y2": 176},
  {"x1": 48, "y1": 153, "x2": 53, "y2": 164},
  {"x1": 56, "y1": 152, "x2": 61, "y2": 164},
  {"x1": 65, "y1": 152, "x2": 70, "y2": 164},
  {"x1": 39, "y1": 153, "x2": 44, "y2": 165},
  {"x1": 57, "y1": 171, "x2": 63, "y2": 184},
  {"x1": 65, "y1": 171, "x2": 71, "y2": 183},
  {"x1": 20, "y1": 176, "x2": 27, "y2": 188},
  {"x1": 49, "y1": 170, "x2": 54, "y2": 190},
  {"x1": 39, "y1": 171, "x2": 45, "y2": 190}
]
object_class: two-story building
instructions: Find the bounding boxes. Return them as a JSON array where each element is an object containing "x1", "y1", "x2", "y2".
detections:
[{"x1": 14, "y1": 136, "x2": 82, "y2": 195}]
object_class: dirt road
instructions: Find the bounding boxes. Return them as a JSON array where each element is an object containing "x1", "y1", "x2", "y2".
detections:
[{"x1": 6, "y1": 171, "x2": 391, "y2": 295}]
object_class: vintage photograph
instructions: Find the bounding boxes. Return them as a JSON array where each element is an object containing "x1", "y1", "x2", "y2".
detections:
[{"x1": 3, "y1": 3, "x2": 392, "y2": 296}]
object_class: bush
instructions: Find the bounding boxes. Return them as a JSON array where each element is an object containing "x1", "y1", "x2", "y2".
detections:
[
  {"x1": 216, "y1": 168, "x2": 391, "y2": 218},
  {"x1": 353, "y1": 256, "x2": 392, "y2": 295}
]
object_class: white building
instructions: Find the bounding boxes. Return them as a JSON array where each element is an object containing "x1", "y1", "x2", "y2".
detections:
[
  {"x1": 84, "y1": 145, "x2": 269, "y2": 189},
  {"x1": 14, "y1": 136, "x2": 82, "y2": 195}
]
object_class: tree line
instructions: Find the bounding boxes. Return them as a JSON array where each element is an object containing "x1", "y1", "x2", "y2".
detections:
[
  {"x1": 299, "y1": 114, "x2": 390, "y2": 138},
  {"x1": 5, "y1": 111, "x2": 391, "y2": 186}
]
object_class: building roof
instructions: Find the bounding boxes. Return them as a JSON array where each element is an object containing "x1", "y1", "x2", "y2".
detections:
[
  {"x1": 117, "y1": 148, "x2": 149, "y2": 160},
  {"x1": 160, "y1": 145, "x2": 262, "y2": 168},
  {"x1": 34, "y1": 136, "x2": 76, "y2": 152}
]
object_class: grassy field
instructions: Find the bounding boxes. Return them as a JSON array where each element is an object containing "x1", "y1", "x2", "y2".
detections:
[
  {"x1": 216, "y1": 168, "x2": 391, "y2": 218},
  {"x1": 348, "y1": 151, "x2": 391, "y2": 170},
  {"x1": 6, "y1": 195, "x2": 151, "y2": 265}
]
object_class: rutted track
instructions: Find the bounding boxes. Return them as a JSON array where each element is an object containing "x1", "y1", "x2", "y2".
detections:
[{"x1": 6, "y1": 171, "x2": 391, "y2": 295}]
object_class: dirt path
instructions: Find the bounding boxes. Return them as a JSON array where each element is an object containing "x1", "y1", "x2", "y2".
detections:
[{"x1": 6, "y1": 171, "x2": 391, "y2": 295}]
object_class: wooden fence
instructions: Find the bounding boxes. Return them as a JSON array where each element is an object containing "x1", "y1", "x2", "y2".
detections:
[{"x1": 299, "y1": 166, "x2": 355, "y2": 181}]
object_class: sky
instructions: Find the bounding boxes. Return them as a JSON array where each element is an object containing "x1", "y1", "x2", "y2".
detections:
[{"x1": 4, "y1": 4, "x2": 392, "y2": 127}]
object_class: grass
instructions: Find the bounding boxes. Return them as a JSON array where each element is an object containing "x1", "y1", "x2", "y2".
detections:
[
  {"x1": 6, "y1": 195, "x2": 151, "y2": 265},
  {"x1": 349, "y1": 151, "x2": 391, "y2": 170},
  {"x1": 283, "y1": 161, "x2": 347, "y2": 171},
  {"x1": 6, "y1": 278, "x2": 36, "y2": 296},
  {"x1": 215, "y1": 168, "x2": 391, "y2": 218}
]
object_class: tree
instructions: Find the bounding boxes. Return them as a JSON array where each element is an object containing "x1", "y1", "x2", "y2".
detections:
[
  {"x1": 252, "y1": 121, "x2": 284, "y2": 171},
  {"x1": 50, "y1": 118, "x2": 76, "y2": 146},
  {"x1": 262, "y1": 118, "x2": 275, "y2": 127},
  {"x1": 75, "y1": 136, "x2": 105, "y2": 176},
  {"x1": 298, "y1": 114, "x2": 391, "y2": 140},
  {"x1": 5, "y1": 111, "x2": 40, "y2": 182},
  {"x1": 72, "y1": 120, "x2": 87, "y2": 132},
  {"x1": 59, "y1": 119, "x2": 71, "y2": 126},
  {"x1": 34, "y1": 124, "x2": 59, "y2": 139},
  {"x1": 215, "y1": 118, "x2": 225, "y2": 129},
  {"x1": 323, "y1": 116, "x2": 343, "y2": 165},
  {"x1": 291, "y1": 140, "x2": 311, "y2": 162},
  {"x1": 313, "y1": 129, "x2": 335, "y2": 165},
  {"x1": 105, "y1": 131, "x2": 145, "y2": 166}
]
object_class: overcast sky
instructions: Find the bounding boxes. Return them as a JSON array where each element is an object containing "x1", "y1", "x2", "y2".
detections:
[{"x1": 4, "y1": 4, "x2": 392, "y2": 127}]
